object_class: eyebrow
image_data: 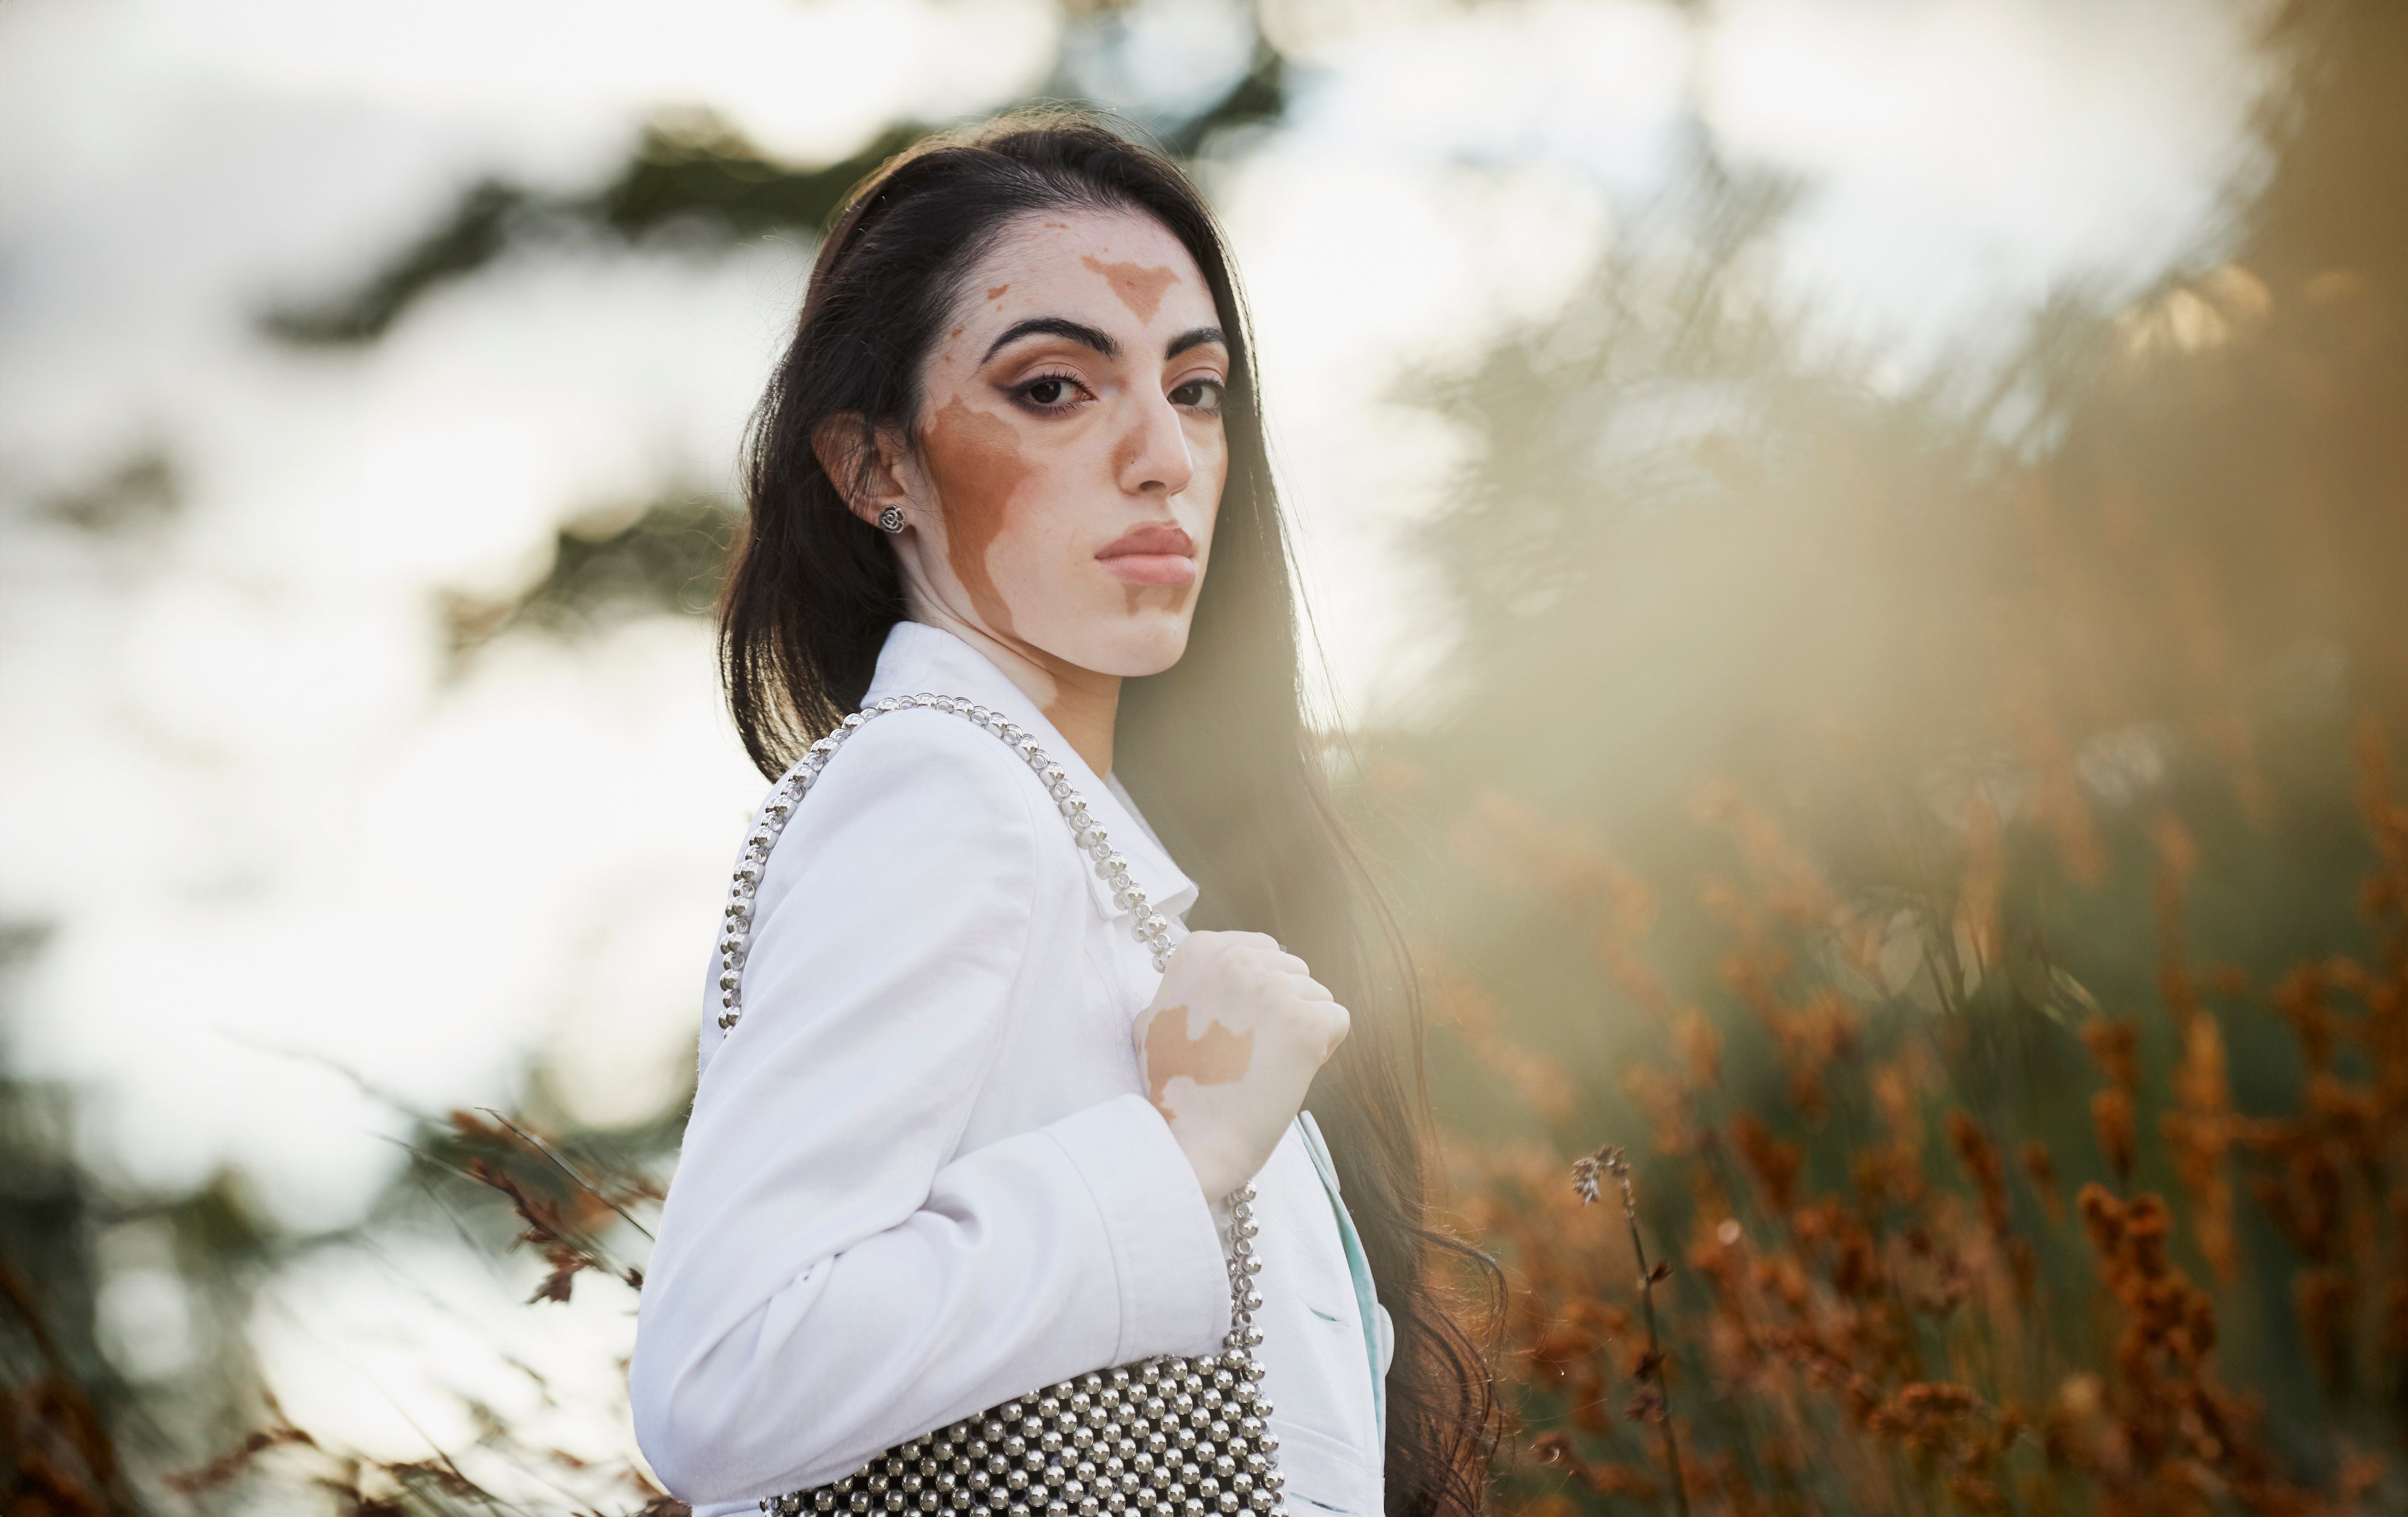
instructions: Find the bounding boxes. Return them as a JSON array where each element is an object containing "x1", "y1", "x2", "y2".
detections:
[
  {"x1": 982, "y1": 317, "x2": 1116, "y2": 364},
  {"x1": 1167, "y1": 325, "x2": 1227, "y2": 359}
]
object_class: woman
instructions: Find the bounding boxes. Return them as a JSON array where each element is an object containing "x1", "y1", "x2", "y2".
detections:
[{"x1": 630, "y1": 110, "x2": 1491, "y2": 1517}]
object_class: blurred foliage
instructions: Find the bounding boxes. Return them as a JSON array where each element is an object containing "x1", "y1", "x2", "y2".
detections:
[
  {"x1": 259, "y1": 118, "x2": 924, "y2": 346},
  {"x1": 258, "y1": 4, "x2": 1289, "y2": 348},
  {"x1": 1364, "y1": 1, "x2": 2408, "y2": 1511},
  {"x1": 133, "y1": 1102, "x2": 687, "y2": 1516},
  {"x1": 1, "y1": 925, "x2": 272, "y2": 1515},
  {"x1": 442, "y1": 495, "x2": 739, "y2": 663},
  {"x1": 38, "y1": 455, "x2": 180, "y2": 538}
]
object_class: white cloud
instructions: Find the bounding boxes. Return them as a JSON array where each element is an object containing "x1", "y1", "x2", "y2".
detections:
[{"x1": 1700, "y1": 0, "x2": 2278, "y2": 369}]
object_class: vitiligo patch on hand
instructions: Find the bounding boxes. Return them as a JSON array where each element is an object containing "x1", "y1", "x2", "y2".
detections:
[{"x1": 1144, "y1": 1003, "x2": 1254, "y2": 1119}]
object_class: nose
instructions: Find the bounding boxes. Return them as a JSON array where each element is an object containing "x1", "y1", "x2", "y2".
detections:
[{"x1": 1112, "y1": 391, "x2": 1196, "y2": 500}]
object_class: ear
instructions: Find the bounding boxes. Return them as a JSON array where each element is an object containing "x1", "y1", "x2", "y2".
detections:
[{"x1": 812, "y1": 411, "x2": 915, "y2": 529}]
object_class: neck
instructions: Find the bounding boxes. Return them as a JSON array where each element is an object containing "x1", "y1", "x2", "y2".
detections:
[{"x1": 904, "y1": 605, "x2": 1121, "y2": 778}]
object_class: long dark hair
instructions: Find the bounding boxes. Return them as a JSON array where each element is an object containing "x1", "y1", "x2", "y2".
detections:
[{"x1": 720, "y1": 107, "x2": 1497, "y2": 1517}]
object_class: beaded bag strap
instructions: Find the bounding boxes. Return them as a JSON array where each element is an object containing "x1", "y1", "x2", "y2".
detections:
[{"x1": 716, "y1": 692, "x2": 1179, "y2": 1035}]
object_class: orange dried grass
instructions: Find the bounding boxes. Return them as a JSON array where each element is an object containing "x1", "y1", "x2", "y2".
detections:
[{"x1": 1460, "y1": 724, "x2": 2408, "y2": 1516}]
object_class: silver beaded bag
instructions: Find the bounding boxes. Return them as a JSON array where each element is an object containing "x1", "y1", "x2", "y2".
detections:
[{"x1": 712, "y1": 692, "x2": 1290, "y2": 1517}]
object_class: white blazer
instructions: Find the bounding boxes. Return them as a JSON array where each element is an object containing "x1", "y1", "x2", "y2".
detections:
[{"x1": 631, "y1": 621, "x2": 1390, "y2": 1517}]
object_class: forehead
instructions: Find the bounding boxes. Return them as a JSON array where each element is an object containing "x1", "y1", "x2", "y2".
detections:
[{"x1": 959, "y1": 208, "x2": 1218, "y2": 332}]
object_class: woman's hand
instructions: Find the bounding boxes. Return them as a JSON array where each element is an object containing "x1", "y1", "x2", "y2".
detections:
[{"x1": 1132, "y1": 931, "x2": 1349, "y2": 1200}]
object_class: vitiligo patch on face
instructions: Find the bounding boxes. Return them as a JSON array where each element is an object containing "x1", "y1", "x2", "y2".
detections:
[
  {"x1": 1123, "y1": 580, "x2": 1194, "y2": 616},
  {"x1": 1080, "y1": 255, "x2": 1180, "y2": 325},
  {"x1": 1143, "y1": 1004, "x2": 1254, "y2": 1120},
  {"x1": 924, "y1": 397, "x2": 1031, "y2": 637}
]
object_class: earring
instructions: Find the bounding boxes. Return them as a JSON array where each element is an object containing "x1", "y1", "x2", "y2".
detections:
[{"x1": 876, "y1": 505, "x2": 906, "y2": 534}]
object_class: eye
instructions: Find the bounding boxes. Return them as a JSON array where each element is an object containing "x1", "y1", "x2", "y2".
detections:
[
  {"x1": 1012, "y1": 372, "x2": 1092, "y2": 413},
  {"x1": 1171, "y1": 378, "x2": 1225, "y2": 415}
]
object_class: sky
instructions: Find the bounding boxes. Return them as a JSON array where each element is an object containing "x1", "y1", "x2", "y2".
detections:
[{"x1": 0, "y1": 0, "x2": 2276, "y2": 1477}]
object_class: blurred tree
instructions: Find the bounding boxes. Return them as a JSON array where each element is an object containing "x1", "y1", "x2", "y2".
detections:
[
  {"x1": 440, "y1": 495, "x2": 737, "y2": 664},
  {"x1": 258, "y1": 5, "x2": 1293, "y2": 349}
]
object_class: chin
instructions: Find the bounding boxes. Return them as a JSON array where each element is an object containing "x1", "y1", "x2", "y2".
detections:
[{"x1": 1077, "y1": 616, "x2": 1193, "y2": 678}]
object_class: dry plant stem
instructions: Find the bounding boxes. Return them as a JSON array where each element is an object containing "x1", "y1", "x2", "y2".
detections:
[
  {"x1": 479, "y1": 1105, "x2": 657, "y2": 1239},
  {"x1": 1584, "y1": 1145, "x2": 1691, "y2": 1517},
  {"x1": 1619, "y1": 1173, "x2": 1689, "y2": 1517}
]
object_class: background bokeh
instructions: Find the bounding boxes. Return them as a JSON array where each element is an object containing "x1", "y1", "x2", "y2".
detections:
[{"x1": 5, "y1": 0, "x2": 2402, "y2": 1512}]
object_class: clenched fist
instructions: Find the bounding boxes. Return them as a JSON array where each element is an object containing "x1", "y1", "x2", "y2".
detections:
[{"x1": 1133, "y1": 931, "x2": 1350, "y2": 1201}]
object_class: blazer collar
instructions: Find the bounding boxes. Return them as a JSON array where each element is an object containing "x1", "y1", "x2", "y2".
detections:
[{"x1": 860, "y1": 621, "x2": 1201, "y2": 926}]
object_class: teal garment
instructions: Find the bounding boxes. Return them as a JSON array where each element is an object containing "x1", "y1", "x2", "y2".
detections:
[{"x1": 1294, "y1": 1110, "x2": 1388, "y2": 1442}]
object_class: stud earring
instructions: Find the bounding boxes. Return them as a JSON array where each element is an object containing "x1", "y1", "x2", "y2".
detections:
[{"x1": 876, "y1": 505, "x2": 906, "y2": 534}]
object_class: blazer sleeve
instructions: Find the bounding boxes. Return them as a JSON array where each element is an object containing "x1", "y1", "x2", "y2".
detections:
[{"x1": 629, "y1": 710, "x2": 1232, "y2": 1506}]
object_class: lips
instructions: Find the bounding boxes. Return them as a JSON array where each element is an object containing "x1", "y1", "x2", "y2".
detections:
[{"x1": 1095, "y1": 523, "x2": 1196, "y2": 586}]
